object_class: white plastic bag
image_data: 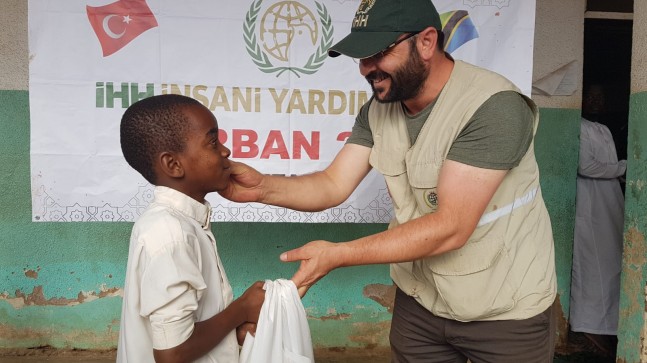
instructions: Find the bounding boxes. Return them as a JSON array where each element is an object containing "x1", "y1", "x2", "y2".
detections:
[{"x1": 239, "y1": 279, "x2": 314, "y2": 363}]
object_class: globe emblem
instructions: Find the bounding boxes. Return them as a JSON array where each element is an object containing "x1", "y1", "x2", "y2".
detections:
[
  {"x1": 244, "y1": 0, "x2": 333, "y2": 76},
  {"x1": 260, "y1": 1, "x2": 318, "y2": 62}
]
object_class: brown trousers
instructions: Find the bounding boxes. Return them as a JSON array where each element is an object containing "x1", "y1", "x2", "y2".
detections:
[{"x1": 390, "y1": 288, "x2": 556, "y2": 363}]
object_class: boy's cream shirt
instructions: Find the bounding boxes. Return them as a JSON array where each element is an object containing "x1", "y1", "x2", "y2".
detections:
[{"x1": 117, "y1": 186, "x2": 238, "y2": 363}]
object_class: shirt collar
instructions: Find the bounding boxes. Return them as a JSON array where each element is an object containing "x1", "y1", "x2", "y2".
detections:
[{"x1": 153, "y1": 186, "x2": 212, "y2": 229}]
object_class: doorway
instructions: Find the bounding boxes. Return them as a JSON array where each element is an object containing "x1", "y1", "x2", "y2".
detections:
[{"x1": 582, "y1": 17, "x2": 632, "y2": 161}]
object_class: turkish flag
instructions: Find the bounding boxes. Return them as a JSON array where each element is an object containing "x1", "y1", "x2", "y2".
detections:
[{"x1": 86, "y1": 0, "x2": 158, "y2": 57}]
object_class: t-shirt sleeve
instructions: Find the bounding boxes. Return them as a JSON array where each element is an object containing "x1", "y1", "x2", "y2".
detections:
[
  {"x1": 446, "y1": 91, "x2": 534, "y2": 170},
  {"x1": 137, "y1": 223, "x2": 208, "y2": 350},
  {"x1": 345, "y1": 97, "x2": 375, "y2": 148}
]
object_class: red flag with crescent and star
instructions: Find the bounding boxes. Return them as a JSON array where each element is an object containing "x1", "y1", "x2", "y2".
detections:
[{"x1": 86, "y1": 0, "x2": 158, "y2": 57}]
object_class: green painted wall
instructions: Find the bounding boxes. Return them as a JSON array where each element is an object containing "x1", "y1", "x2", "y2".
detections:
[
  {"x1": 0, "y1": 90, "x2": 580, "y2": 350},
  {"x1": 535, "y1": 107, "x2": 580, "y2": 344},
  {"x1": 617, "y1": 91, "x2": 647, "y2": 363}
]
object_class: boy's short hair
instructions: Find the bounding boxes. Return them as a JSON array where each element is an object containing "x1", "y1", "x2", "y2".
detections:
[{"x1": 120, "y1": 94, "x2": 203, "y2": 184}]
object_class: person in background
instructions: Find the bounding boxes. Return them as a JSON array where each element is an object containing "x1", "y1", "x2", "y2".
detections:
[
  {"x1": 117, "y1": 94, "x2": 265, "y2": 363},
  {"x1": 570, "y1": 84, "x2": 626, "y2": 357},
  {"x1": 220, "y1": 0, "x2": 557, "y2": 361}
]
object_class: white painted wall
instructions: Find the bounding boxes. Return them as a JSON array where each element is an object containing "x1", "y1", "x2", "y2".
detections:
[
  {"x1": 532, "y1": 0, "x2": 585, "y2": 109},
  {"x1": 632, "y1": 0, "x2": 647, "y2": 92},
  {"x1": 0, "y1": 0, "x2": 28, "y2": 91}
]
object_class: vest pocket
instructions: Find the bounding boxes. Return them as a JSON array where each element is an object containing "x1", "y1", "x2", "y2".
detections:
[
  {"x1": 370, "y1": 149, "x2": 411, "y2": 215},
  {"x1": 407, "y1": 160, "x2": 441, "y2": 214},
  {"x1": 369, "y1": 148, "x2": 407, "y2": 176},
  {"x1": 424, "y1": 236, "x2": 517, "y2": 320}
]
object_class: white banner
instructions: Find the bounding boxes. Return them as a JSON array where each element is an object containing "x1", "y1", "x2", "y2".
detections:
[{"x1": 28, "y1": 0, "x2": 535, "y2": 222}]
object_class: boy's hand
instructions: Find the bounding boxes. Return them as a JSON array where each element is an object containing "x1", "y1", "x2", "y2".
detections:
[
  {"x1": 239, "y1": 281, "x2": 265, "y2": 324},
  {"x1": 236, "y1": 322, "x2": 256, "y2": 346},
  {"x1": 219, "y1": 161, "x2": 264, "y2": 203}
]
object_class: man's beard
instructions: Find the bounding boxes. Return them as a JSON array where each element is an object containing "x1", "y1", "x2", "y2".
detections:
[{"x1": 366, "y1": 43, "x2": 429, "y2": 103}]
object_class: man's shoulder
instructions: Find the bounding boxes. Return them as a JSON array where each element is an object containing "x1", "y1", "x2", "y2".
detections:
[
  {"x1": 453, "y1": 60, "x2": 517, "y2": 90},
  {"x1": 455, "y1": 59, "x2": 500, "y2": 76}
]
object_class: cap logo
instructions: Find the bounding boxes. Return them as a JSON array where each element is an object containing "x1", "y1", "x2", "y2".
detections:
[
  {"x1": 356, "y1": 0, "x2": 376, "y2": 15},
  {"x1": 352, "y1": 0, "x2": 375, "y2": 28}
]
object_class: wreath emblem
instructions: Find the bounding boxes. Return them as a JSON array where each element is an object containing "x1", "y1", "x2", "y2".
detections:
[{"x1": 243, "y1": 0, "x2": 334, "y2": 77}]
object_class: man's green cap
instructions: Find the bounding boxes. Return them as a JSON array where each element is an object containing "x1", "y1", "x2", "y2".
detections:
[{"x1": 328, "y1": 0, "x2": 442, "y2": 59}]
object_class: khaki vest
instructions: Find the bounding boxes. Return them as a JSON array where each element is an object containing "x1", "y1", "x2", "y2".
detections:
[{"x1": 368, "y1": 60, "x2": 556, "y2": 321}]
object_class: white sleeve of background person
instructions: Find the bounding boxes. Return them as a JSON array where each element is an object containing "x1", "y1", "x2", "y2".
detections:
[{"x1": 239, "y1": 279, "x2": 314, "y2": 363}]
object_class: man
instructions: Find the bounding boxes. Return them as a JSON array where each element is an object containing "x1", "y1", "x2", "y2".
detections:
[
  {"x1": 221, "y1": 0, "x2": 557, "y2": 361},
  {"x1": 570, "y1": 84, "x2": 625, "y2": 357}
]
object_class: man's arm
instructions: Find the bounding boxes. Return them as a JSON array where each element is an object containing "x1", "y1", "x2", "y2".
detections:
[
  {"x1": 282, "y1": 159, "x2": 508, "y2": 289},
  {"x1": 578, "y1": 122, "x2": 627, "y2": 179},
  {"x1": 220, "y1": 143, "x2": 372, "y2": 212}
]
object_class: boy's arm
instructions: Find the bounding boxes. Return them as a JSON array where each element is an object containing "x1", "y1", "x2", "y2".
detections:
[{"x1": 152, "y1": 281, "x2": 264, "y2": 363}]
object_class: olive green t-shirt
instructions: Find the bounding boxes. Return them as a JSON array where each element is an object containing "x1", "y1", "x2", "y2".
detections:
[{"x1": 346, "y1": 91, "x2": 534, "y2": 170}]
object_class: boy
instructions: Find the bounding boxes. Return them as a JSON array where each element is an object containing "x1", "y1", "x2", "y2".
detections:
[{"x1": 117, "y1": 94, "x2": 265, "y2": 363}]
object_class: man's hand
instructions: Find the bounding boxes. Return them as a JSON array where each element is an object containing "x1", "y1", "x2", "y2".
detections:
[
  {"x1": 219, "y1": 161, "x2": 264, "y2": 203},
  {"x1": 281, "y1": 240, "x2": 342, "y2": 294}
]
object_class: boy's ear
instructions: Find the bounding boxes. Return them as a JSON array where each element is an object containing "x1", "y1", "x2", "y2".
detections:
[{"x1": 158, "y1": 152, "x2": 185, "y2": 179}]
